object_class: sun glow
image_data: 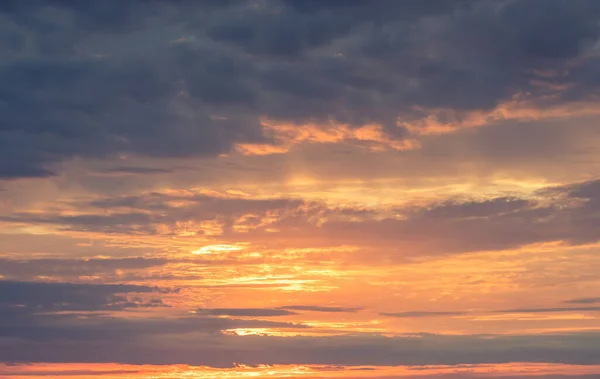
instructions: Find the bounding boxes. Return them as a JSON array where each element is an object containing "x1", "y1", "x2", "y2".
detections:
[{"x1": 191, "y1": 244, "x2": 245, "y2": 255}]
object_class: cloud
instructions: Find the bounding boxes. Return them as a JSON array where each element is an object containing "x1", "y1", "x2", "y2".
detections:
[
  {"x1": 4, "y1": 177, "x2": 600, "y2": 257},
  {"x1": 2, "y1": 0, "x2": 600, "y2": 178},
  {"x1": 496, "y1": 306, "x2": 600, "y2": 314},
  {"x1": 0, "y1": 191, "x2": 308, "y2": 236},
  {"x1": 0, "y1": 280, "x2": 173, "y2": 313},
  {"x1": 0, "y1": 279, "x2": 309, "y2": 343},
  {"x1": 0, "y1": 258, "x2": 168, "y2": 281},
  {"x1": 5, "y1": 281, "x2": 600, "y2": 368},
  {"x1": 381, "y1": 311, "x2": 468, "y2": 318},
  {"x1": 0, "y1": 364, "x2": 141, "y2": 378},
  {"x1": 565, "y1": 297, "x2": 600, "y2": 305},
  {"x1": 98, "y1": 166, "x2": 175, "y2": 175},
  {"x1": 1, "y1": 329, "x2": 600, "y2": 367},
  {"x1": 278, "y1": 305, "x2": 362, "y2": 313},
  {"x1": 413, "y1": 197, "x2": 533, "y2": 220},
  {"x1": 0, "y1": 313, "x2": 309, "y2": 343},
  {"x1": 196, "y1": 308, "x2": 297, "y2": 317},
  {"x1": 195, "y1": 306, "x2": 363, "y2": 317}
]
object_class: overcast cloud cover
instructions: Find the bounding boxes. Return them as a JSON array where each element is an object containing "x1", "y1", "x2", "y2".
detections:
[{"x1": 2, "y1": 1, "x2": 600, "y2": 378}]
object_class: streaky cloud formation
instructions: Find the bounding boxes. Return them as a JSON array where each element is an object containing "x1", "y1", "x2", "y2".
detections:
[
  {"x1": 565, "y1": 297, "x2": 600, "y2": 305},
  {"x1": 497, "y1": 306, "x2": 600, "y2": 314},
  {"x1": 0, "y1": 280, "x2": 174, "y2": 312},
  {"x1": 381, "y1": 311, "x2": 468, "y2": 318},
  {"x1": 195, "y1": 308, "x2": 297, "y2": 317},
  {"x1": 279, "y1": 305, "x2": 363, "y2": 313}
]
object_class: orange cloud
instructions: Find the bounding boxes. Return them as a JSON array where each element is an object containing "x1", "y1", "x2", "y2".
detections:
[{"x1": 236, "y1": 119, "x2": 419, "y2": 155}]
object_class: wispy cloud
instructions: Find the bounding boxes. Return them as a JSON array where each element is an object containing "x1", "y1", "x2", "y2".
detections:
[
  {"x1": 564, "y1": 297, "x2": 600, "y2": 305},
  {"x1": 380, "y1": 311, "x2": 468, "y2": 318},
  {"x1": 195, "y1": 308, "x2": 297, "y2": 317},
  {"x1": 279, "y1": 305, "x2": 362, "y2": 313},
  {"x1": 497, "y1": 306, "x2": 600, "y2": 314}
]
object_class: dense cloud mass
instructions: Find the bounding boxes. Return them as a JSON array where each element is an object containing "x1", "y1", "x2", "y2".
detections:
[{"x1": 1, "y1": 0, "x2": 600, "y2": 178}]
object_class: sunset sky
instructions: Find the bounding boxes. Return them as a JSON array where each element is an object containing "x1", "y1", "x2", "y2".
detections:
[{"x1": 2, "y1": 0, "x2": 600, "y2": 378}]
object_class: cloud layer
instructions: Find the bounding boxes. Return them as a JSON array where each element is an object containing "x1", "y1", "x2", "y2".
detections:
[{"x1": 2, "y1": 0, "x2": 600, "y2": 178}]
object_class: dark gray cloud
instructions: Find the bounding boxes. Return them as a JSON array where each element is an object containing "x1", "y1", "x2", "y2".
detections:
[
  {"x1": 0, "y1": 313, "x2": 309, "y2": 342},
  {"x1": 0, "y1": 279, "x2": 308, "y2": 344},
  {"x1": 497, "y1": 306, "x2": 600, "y2": 314},
  {"x1": 1, "y1": 0, "x2": 600, "y2": 178},
  {"x1": 99, "y1": 166, "x2": 175, "y2": 175},
  {"x1": 414, "y1": 197, "x2": 533, "y2": 220},
  {"x1": 1, "y1": 329, "x2": 600, "y2": 367},
  {"x1": 278, "y1": 305, "x2": 362, "y2": 313},
  {"x1": 565, "y1": 297, "x2": 600, "y2": 304},
  {"x1": 196, "y1": 308, "x2": 297, "y2": 317},
  {"x1": 0, "y1": 280, "x2": 173, "y2": 313},
  {"x1": 381, "y1": 311, "x2": 468, "y2": 318},
  {"x1": 205, "y1": 0, "x2": 477, "y2": 57}
]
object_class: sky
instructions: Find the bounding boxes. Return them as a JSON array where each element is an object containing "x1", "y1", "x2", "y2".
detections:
[{"x1": 1, "y1": 0, "x2": 600, "y2": 378}]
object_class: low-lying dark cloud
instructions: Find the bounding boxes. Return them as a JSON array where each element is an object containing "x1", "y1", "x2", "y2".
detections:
[
  {"x1": 497, "y1": 306, "x2": 600, "y2": 314},
  {"x1": 0, "y1": 279, "x2": 309, "y2": 344},
  {"x1": 565, "y1": 297, "x2": 600, "y2": 304},
  {"x1": 0, "y1": 280, "x2": 599, "y2": 367},
  {"x1": 413, "y1": 197, "x2": 533, "y2": 220},
  {"x1": 1, "y1": 329, "x2": 599, "y2": 367},
  {"x1": 0, "y1": 313, "x2": 309, "y2": 343},
  {"x1": 0, "y1": 280, "x2": 173, "y2": 313}
]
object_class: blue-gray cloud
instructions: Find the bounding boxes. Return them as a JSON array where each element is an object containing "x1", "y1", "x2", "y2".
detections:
[
  {"x1": 1, "y1": 0, "x2": 600, "y2": 178},
  {"x1": 0, "y1": 280, "x2": 173, "y2": 312},
  {"x1": 1, "y1": 329, "x2": 599, "y2": 367}
]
